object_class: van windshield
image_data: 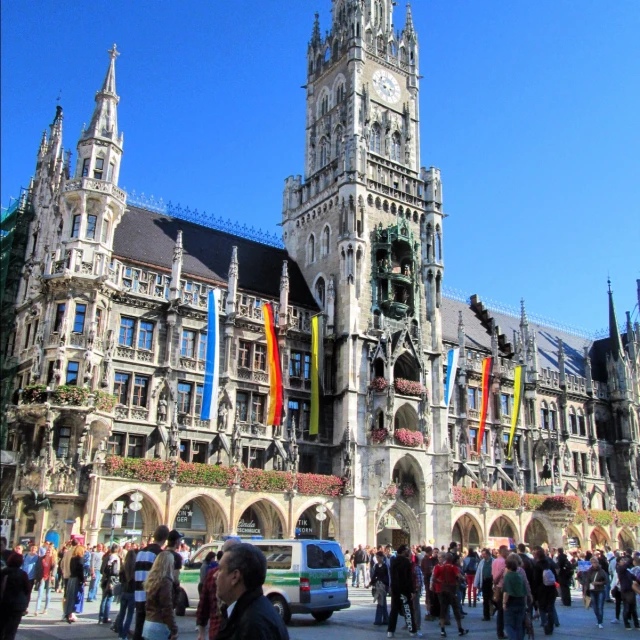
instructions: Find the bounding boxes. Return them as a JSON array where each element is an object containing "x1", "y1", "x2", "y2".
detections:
[{"x1": 306, "y1": 543, "x2": 343, "y2": 569}]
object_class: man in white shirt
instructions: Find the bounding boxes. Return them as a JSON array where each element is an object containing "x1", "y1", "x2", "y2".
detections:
[{"x1": 88, "y1": 543, "x2": 104, "y2": 602}]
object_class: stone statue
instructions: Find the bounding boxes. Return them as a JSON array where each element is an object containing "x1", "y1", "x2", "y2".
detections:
[
  {"x1": 218, "y1": 402, "x2": 229, "y2": 432},
  {"x1": 590, "y1": 451, "x2": 598, "y2": 477},
  {"x1": 493, "y1": 433, "x2": 503, "y2": 464},
  {"x1": 627, "y1": 486, "x2": 639, "y2": 512},
  {"x1": 563, "y1": 446, "x2": 571, "y2": 474},
  {"x1": 540, "y1": 458, "x2": 551, "y2": 485},
  {"x1": 30, "y1": 336, "x2": 43, "y2": 383},
  {"x1": 553, "y1": 461, "x2": 561, "y2": 486},
  {"x1": 478, "y1": 454, "x2": 489, "y2": 488},
  {"x1": 458, "y1": 428, "x2": 468, "y2": 462},
  {"x1": 580, "y1": 491, "x2": 589, "y2": 510},
  {"x1": 157, "y1": 396, "x2": 168, "y2": 423},
  {"x1": 83, "y1": 348, "x2": 94, "y2": 382},
  {"x1": 102, "y1": 330, "x2": 115, "y2": 388},
  {"x1": 232, "y1": 410, "x2": 242, "y2": 465},
  {"x1": 513, "y1": 452, "x2": 525, "y2": 495}
]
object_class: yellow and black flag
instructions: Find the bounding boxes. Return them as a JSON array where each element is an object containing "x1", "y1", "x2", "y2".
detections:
[{"x1": 309, "y1": 314, "x2": 324, "y2": 436}]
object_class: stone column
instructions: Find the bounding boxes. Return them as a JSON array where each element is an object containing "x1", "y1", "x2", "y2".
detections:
[{"x1": 229, "y1": 486, "x2": 238, "y2": 535}]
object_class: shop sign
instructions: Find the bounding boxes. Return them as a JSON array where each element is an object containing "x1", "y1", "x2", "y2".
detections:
[
  {"x1": 175, "y1": 503, "x2": 193, "y2": 529},
  {"x1": 296, "y1": 516, "x2": 314, "y2": 535},
  {"x1": 0, "y1": 519, "x2": 11, "y2": 544},
  {"x1": 237, "y1": 518, "x2": 262, "y2": 536}
]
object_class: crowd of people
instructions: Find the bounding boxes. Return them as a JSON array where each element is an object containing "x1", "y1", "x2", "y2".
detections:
[
  {"x1": 346, "y1": 541, "x2": 640, "y2": 639},
  {"x1": 2, "y1": 530, "x2": 640, "y2": 640},
  {"x1": 0, "y1": 529, "x2": 289, "y2": 640}
]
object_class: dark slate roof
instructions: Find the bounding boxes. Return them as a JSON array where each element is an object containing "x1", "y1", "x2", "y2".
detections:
[
  {"x1": 113, "y1": 206, "x2": 317, "y2": 308},
  {"x1": 442, "y1": 297, "x2": 593, "y2": 378}
]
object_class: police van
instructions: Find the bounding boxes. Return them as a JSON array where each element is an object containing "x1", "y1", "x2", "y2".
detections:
[{"x1": 182, "y1": 538, "x2": 350, "y2": 623}]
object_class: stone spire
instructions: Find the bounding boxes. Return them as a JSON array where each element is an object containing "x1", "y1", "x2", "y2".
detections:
[
  {"x1": 310, "y1": 12, "x2": 322, "y2": 47},
  {"x1": 225, "y1": 246, "x2": 239, "y2": 316},
  {"x1": 169, "y1": 231, "x2": 183, "y2": 302},
  {"x1": 626, "y1": 311, "x2": 637, "y2": 364},
  {"x1": 584, "y1": 346, "x2": 593, "y2": 395},
  {"x1": 404, "y1": 3, "x2": 416, "y2": 40},
  {"x1": 558, "y1": 338, "x2": 566, "y2": 387},
  {"x1": 608, "y1": 279, "x2": 623, "y2": 361},
  {"x1": 279, "y1": 260, "x2": 289, "y2": 332},
  {"x1": 458, "y1": 310, "x2": 466, "y2": 357},
  {"x1": 82, "y1": 44, "x2": 122, "y2": 147}
]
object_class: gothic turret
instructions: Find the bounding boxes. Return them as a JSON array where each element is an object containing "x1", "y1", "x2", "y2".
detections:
[
  {"x1": 226, "y1": 246, "x2": 239, "y2": 316},
  {"x1": 169, "y1": 231, "x2": 183, "y2": 302},
  {"x1": 609, "y1": 279, "x2": 623, "y2": 361}
]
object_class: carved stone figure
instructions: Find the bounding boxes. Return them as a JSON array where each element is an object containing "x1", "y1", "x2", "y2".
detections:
[
  {"x1": 478, "y1": 454, "x2": 489, "y2": 488},
  {"x1": 553, "y1": 461, "x2": 561, "y2": 486},
  {"x1": 540, "y1": 458, "x2": 551, "y2": 485},
  {"x1": 563, "y1": 446, "x2": 571, "y2": 473},
  {"x1": 218, "y1": 402, "x2": 229, "y2": 432},
  {"x1": 493, "y1": 433, "x2": 503, "y2": 464},
  {"x1": 30, "y1": 336, "x2": 43, "y2": 383},
  {"x1": 157, "y1": 396, "x2": 168, "y2": 423},
  {"x1": 590, "y1": 451, "x2": 598, "y2": 477}
]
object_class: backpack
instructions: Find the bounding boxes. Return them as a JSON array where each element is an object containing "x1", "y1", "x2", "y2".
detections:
[
  {"x1": 542, "y1": 568, "x2": 556, "y2": 586},
  {"x1": 465, "y1": 556, "x2": 478, "y2": 574}
]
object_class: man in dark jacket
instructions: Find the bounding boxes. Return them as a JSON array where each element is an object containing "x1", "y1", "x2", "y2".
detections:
[
  {"x1": 215, "y1": 543, "x2": 289, "y2": 640},
  {"x1": 387, "y1": 544, "x2": 419, "y2": 637},
  {"x1": 556, "y1": 547, "x2": 573, "y2": 606},
  {"x1": 532, "y1": 546, "x2": 558, "y2": 635},
  {"x1": 0, "y1": 553, "x2": 32, "y2": 639}
]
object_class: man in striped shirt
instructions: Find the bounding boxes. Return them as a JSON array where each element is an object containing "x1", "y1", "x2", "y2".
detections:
[{"x1": 133, "y1": 524, "x2": 170, "y2": 640}]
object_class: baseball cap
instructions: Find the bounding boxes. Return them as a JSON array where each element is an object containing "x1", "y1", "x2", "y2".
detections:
[{"x1": 168, "y1": 529, "x2": 184, "y2": 544}]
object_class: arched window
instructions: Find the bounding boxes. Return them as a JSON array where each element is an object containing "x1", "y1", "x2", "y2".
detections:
[
  {"x1": 321, "y1": 94, "x2": 329, "y2": 116},
  {"x1": 390, "y1": 133, "x2": 401, "y2": 162},
  {"x1": 569, "y1": 407, "x2": 577, "y2": 434},
  {"x1": 335, "y1": 83, "x2": 345, "y2": 103},
  {"x1": 324, "y1": 48, "x2": 330, "y2": 63},
  {"x1": 369, "y1": 124, "x2": 381, "y2": 154},
  {"x1": 319, "y1": 137, "x2": 329, "y2": 166},
  {"x1": 307, "y1": 235, "x2": 315, "y2": 264},
  {"x1": 321, "y1": 226, "x2": 330, "y2": 257},
  {"x1": 315, "y1": 277, "x2": 326, "y2": 307},
  {"x1": 334, "y1": 126, "x2": 343, "y2": 159}
]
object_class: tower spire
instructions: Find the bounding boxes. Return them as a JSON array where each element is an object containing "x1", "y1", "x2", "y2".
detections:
[
  {"x1": 310, "y1": 12, "x2": 322, "y2": 47},
  {"x1": 82, "y1": 44, "x2": 121, "y2": 145},
  {"x1": 608, "y1": 279, "x2": 623, "y2": 361},
  {"x1": 405, "y1": 3, "x2": 416, "y2": 36}
]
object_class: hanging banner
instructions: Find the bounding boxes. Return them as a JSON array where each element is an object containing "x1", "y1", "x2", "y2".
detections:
[
  {"x1": 309, "y1": 314, "x2": 323, "y2": 436},
  {"x1": 507, "y1": 365, "x2": 525, "y2": 459},
  {"x1": 477, "y1": 356, "x2": 493, "y2": 454},
  {"x1": 444, "y1": 348, "x2": 460, "y2": 408},
  {"x1": 201, "y1": 289, "x2": 221, "y2": 421},
  {"x1": 262, "y1": 303, "x2": 283, "y2": 426}
]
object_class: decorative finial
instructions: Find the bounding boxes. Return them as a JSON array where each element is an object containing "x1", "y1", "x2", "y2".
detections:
[{"x1": 108, "y1": 43, "x2": 120, "y2": 60}]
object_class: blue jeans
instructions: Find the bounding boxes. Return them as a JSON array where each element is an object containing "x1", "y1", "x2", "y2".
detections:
[
  {"x1": 505, "y1": 597, "x2": 526, "y2": 640},
  {"x1": 142, "y1": 620, "x2": 171, "y2": 640},
  {"x1": 375, "y1": 597, "x2": 389, "y2": 625},
  {"x1": 89, "y1": 570, "x2": 101, "y2": 601},
  {"x1": 117, "y1": 592, "x2": 136, "y2": 638},
  {"x1": 591, "y1": 590, "x2": 605, "y2": 624},
  {"x1": 99, "y1": 592, "x2": 114, "y2": 622},
  {"x1": 36, "y1": 579, "x2": 52, "y2": 612},
  {"x1": 540, "y1": 601, "x2": 559, "y2": 627}
]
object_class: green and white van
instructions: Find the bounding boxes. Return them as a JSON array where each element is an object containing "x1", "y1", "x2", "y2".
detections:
[{"x1": 182, "y1": 539, "x2": 350, "y2": 623}]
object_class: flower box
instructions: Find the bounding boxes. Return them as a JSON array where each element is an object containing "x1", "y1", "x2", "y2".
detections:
[
  {"x1": 53, "y1": 385, "x2": 90, "y2": 406},
  {"x1": 177, "y1": 463, "x2": 235, "y2": 487},
  {"x1": 453, "y1": 486, "x2": 486, "y2": 507},
  {"x1": 486, "y1": 489, "x2": 521, "y2": 510},
  {"x1": 394, "y1": 428, "x2": 423, "y2": 447},
  {"x1": 94, "y1": 390, "x2": 117, "y2": 413},
  {"x1": 572, "y1": 509, "x2": 587, "y2": 525},
  {"x1": 587, "y1": 509, "x2": 614, "y2": 526},
  {"x1": 394, "y1": 378, "x2": 425, "y2": 397},
  {"x1": 297, "y1": 473, "x2": 344, "y2": 497},
  {"x1": 22, "y1": 384, "x2": 47, "y2": 404},
  {"x1": 523, "y1": 494, "x2": 545, "y2": 511},
  {"x1": 371, "y1": 428, "x2": 389, "y2": 444},
  {"x1": 370, "y1": 377, "x2": 389, "y2": 392},
  {"x1": 104, "y1": 456, "x2": 173, "y2": 483},
  {"x1": 240, "y1": 468, "x2": 294, "y2": 492},
  {"x1": 616, "y1": 511, "x2": 640, "y2": 528},
  {"x1": 400, "y1": 483, "x2": 417, "y2": 498}
]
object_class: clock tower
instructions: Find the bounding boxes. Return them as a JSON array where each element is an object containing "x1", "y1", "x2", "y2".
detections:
[{"x1": 282, "y1": 1, "x2": 450, "y2": 545}]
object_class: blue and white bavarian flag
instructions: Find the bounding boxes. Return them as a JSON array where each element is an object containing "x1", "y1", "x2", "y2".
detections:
[
  {"x1": 201, "y1": 289, "x2": 221, "y2": 421},
  {"x1": 444, "y1": 348, "x2": 460, "y2": 408}
]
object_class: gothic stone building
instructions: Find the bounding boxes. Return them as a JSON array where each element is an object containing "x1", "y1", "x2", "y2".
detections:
[{"x1": 2, "y1": 1, "x2": 639, "y2": 551}]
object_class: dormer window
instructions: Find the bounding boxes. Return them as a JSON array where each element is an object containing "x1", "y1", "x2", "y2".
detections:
[{"x1": 94, "y1": 158, "x2": 104, "y2": 180}]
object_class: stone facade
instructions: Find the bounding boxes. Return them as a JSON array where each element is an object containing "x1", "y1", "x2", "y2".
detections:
[{"x1": 2, "y1": 2, "x2": 639, "y2": 551}]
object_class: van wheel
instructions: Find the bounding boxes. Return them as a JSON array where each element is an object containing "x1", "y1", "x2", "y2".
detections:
[
  {"x1": 312, "y1": 611, "x2": 333, "y2": 622},
  {"x1": 269, "y1": 595, "x2": 291, "y2": 624}
]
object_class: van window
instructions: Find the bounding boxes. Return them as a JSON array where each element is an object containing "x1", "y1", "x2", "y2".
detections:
[
  {"x1": 257, "y1": 545, "x2": 293, "y2": 570},
  {"x1": 306, "y1": 543, "x2": 343, "y2": 569}
]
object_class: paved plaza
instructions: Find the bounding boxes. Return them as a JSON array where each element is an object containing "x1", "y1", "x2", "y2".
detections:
[{"x1": 16, "y1": 585, "x2": 639, "y2": 640}]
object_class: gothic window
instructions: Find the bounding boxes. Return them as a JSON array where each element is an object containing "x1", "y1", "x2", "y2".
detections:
[
  {"x1": 254, "y1": 344, "x2": 267, "y2": 371},
  {"x1": 500, "y1": 393, "x2": 511, "y2": 416},
  {"x1": 315, "y1": 277, "x2": 326, "y2": 307},
  {"x1": 73, "y1": 303, "x2": 86, "y2": 333},
  {"x1": 290, "y1": 351, "x2": 302, "y2": 378},
  {"x1": 238, "y1": 340, "x2": 251, "y2": 368},
  {"x1": 334, "y1": 126, "x2": 343, "y2": 158},
  {"x1": 54, "y1": 303, "x2": 66, "y2": 333},
  {"x1": 307, "y1": 234, "x2": 316, "y2": 264},
  {"x1": 252, "y1": 395, "x2": 266, "y2": 423},
  {"x1": 335, "y1": 83, "x2": 345, "y2": 103},
  {"x1": 177, "y1": 382, "x2": 193, "y2": 414},
  {"x1": 321, "y1": 94, "x2": 329, "y2": 116},
  {"x1": 71, "y1": 215, "x2": 81, "y2": 238},
  {"x1": 132, "y1": 375, "x2": 149, "y2": 407},
  {"x1": 127, "y1": 435, "x2": 145, "y2": 458},
  {"x1": 319, "y1": 137, "x2": 329, "y2": 167},
  {"x1": 540, "y1": 401, "x2": 549, "y2": 430},
  {"x1": 107, "y1": 161, "x2": 116, "y2": 182},
  {"x1": 435, "y1": 225, "x2": 442, "y2": 262},
  {"x1": 236, "y1": 391, "x2": 249, "y2": 421},
  {"x1": 198, "y1": 333, "x2": 207, "y2": 360},
  {"x1": 369, "y1": 124, "x2": 381, "y2": 154},
  {"x1": 119, "y1": 317, "x2": 135, "y2": 346},
  {"x1": 86, "y1": 215, "x2": 97, "y2": 240},
  {"x1": 181, "y1": 330, "x2": 196, "y2": 358},
  {"x1": 390, "y1": 133, "x2": 401, "y2": 162},
  {"x1": 93, "y1": 157, "x2": 104, "y2": 180},
  {"x1": 56, "y1": 427, "x2": 71, "y2": 459},
  {"x1": 101, "y1": 220, "x2": 110, "y2": 243},
  {"x1": 114, "y1": 372, "x2": 130, "y2": 405},
  {"x1": 578, "y1": 410, "x2": 586, "y2": 436},
  {"x1": 549, "y1": 403, "x2": 557, "y2": 431},
  {"x1": 81, "y1": 158, "x2": 90, "y2": 177},
  {"x1": 65, "y1": 361, "x2": 79, "y2": 386},
  {"x1": 321, "y1": 226, "x2": 330, "y2": 257},
  {"x1": 138, "y1": 321, "x2": 154, "y2": 350},
  {"x1": 569, "y1": 407, "x2": 577, "y2": 434}
]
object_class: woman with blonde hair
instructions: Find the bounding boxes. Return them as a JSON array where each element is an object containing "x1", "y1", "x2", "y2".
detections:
[
  {"x1": 142, "y1": 551, "x2": 178, "y2": 640},
  {"x1": 64, "y1": 545, "x2": 86, "y2": 623}
]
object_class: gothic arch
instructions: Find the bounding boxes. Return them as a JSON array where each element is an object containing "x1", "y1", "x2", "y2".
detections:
[
  {"x1": 590, "y1": 487, "x2": 606, "y2": 509},
  {"x1": 524, "y1": 517, "x2": 549, "y2": 547},
  {"x1": 316, "y1": 86, "x2": 331, "y2": 118},
  {"x1": 618, "y1": 528, "x2": 636, "y2": 551},
  {"x1": 488, "y1": 514, "x2": 518, "y2": 540},
  {"x1": 312, "y1": 273, "x2": 327, "y2": 309},
  {"x1": 565, "y1": 525, "x2": 583, "y2": 549},
  {"x1": 394, "y1": 350, "x2": 420, "y2": 382},
  {"x1": 236, "y1": 496, "x2": 287, "y2": 539},
  {"x1": 306, "y1": 233, "x2": 316, "y2": 264},
  {"x1": 590, "y1": 526, "x2": 610, "y2": 549},
  {"x1": 392, "y1": 453, "x2": 425, "y2": 490},
  {"x1": 321, "y1": 224, "x2": 331, "y2": 257},
  {"x1": 452, "y1": 512, "x2": 483, "y2": 548},
  {"x1": 331, "y1": 73, "x2": 347, "y2": 97},
  {"x1": 95, "y1": 484, "x2": 164, "y2": 537},
  {"x1": 377, "y1": 499, "x2": 420, "y2": 544},
  {"x1": 394, "y1": 403, "x2": 419, "y2": 432},
  {"x1": 294, "y1": 499, "x2": 339, "y2": 540},
  {"x1": 169, "y1": 490, "x2": 229, "y2": 538}
]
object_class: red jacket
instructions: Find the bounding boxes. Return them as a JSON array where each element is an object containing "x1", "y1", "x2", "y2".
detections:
[{"x1": 196, "y1": 566, "x2": 223, "y2": 640}]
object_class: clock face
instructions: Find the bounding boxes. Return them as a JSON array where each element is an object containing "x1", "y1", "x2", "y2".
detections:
[{"x1": 372, "y1": 69, "x2": 401, "y2": 104}]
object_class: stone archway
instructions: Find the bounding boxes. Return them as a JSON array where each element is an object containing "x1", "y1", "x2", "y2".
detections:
[
  {"x1": 618, "y1": 528, "x2": 636, "y2": 551},
  {"x1": 394, "y1": 403, "x2": 419, "y2": 432},
  {"x1": 98, "y1": 489, "x2": 161, "y2": 545},
  {"x1": 392, "y1": 453, "x2": 424, "y2": 508},
  {"x1": 376, "y1": 501, "x2": 420, "y2": 547},
  {"x1": 171, "y1": 493, "x2": 228, "y2": 545},
  {"x1": 524, "y1": 517, "x2": 549, "y2": 547},
  {"x1": 294, "y1": 501, "x2": 337, "y2": 540},
  {"x1": 590, "y1": 526, "x2": 610, "y2": 550},
  {"x1": 565, "y1": 525, "x2": 583, "y2": 550},
  {"x1": 489, "y1": 515, "x2": 517, "y2": 540},
  {"x1": 452, "y1": 513, "x2": 483, "y2": 549},
  {"x1": 236, "y1": 498, "x2": 286, "y2": 539}
]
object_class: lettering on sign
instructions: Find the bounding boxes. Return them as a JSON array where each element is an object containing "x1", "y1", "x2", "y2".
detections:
[
  {"x1": 296, "y1": 516, "x2": 314, "y2": 535},
  {"x1": 176, "y1": 502, "x2": 193, "y2": 528},
  {"x1": 237, "y1": 518, "x2": 262, "y2": 535}
]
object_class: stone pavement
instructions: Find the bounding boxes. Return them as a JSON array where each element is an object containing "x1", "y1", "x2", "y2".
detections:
[{"x1": 16, "y1": 586, "x2": 639, "y2": 640}]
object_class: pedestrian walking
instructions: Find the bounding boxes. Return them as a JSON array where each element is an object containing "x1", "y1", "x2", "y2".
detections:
[
  {"x1": 582, "y1": 555, "x2": 607, "y2": 628},
  {"x1": 142, "y1": 551, "x2": 178, "y2": 640},
  {"x1": 371, "y1": 551, "x2": 390, "y2": 626},
  {"x1": 34, "y1": 544, "x2": 57, "y2": 615},
  {"x1": 64, "y1": 544, "x2": 86, "y2": 623},
  {"x1": 98, "y1": 543, "x2": 121, "y2": 624},
  {"x1": 354, "y1": 544, "x2": 368, "y2": 588},
  {"x1": 474, "y1": 548, "x2": 493, "y2": 621},
  {"x1": 616, "y1": 556, "x2": 640, "y2": 630},
  {"x1": 113, "y1": 548, "x2": 137, "y2": 640},
  {"x1": 462, "y1": 547, "x2": 479, "y2": 608},
  {"x1": 387, "y1": 544, "x2": 421, "y2": 638},
  {"x1": 492, "y1": 545, "x2": 510, "y2": 639},
  {"x1": 532, "y1": 546, "x2": 558, "y2": 635},
  {"x1": 502, "y1": 556, "x2": 529, "y2": 640},
  {"x1": 0, "y1": 553, "x2": 32, "y2": 640},
  {"x1": 556, "y1": 547, "x2": 573, "y2": 607},
  {"x1": 432, "y1": 551, "x2": 468, "y2": 638},
  {"x1": 88, "y1": 543, "x2": 104, "y2": 602}
]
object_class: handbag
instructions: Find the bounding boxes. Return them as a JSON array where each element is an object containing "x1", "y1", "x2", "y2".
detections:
[{"x1": 583, "y1": 594, "x2": 591, "y2": 609}]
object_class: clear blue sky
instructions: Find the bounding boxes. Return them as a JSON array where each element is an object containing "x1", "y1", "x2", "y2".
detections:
[{"x1": 2, "y1": 0, "x2": 638, "y2": 333}]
